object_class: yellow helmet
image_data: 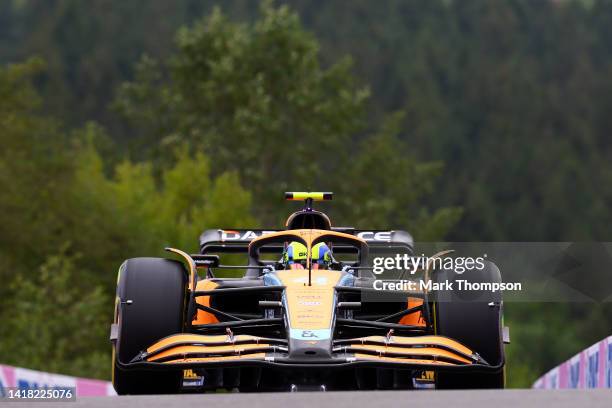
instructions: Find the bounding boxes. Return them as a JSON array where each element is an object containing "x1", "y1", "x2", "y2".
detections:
[{"x1": 282, "y1": 241, "x2": 308, "y2": 266}]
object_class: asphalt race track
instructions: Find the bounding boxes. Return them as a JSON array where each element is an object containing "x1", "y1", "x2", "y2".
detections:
[{"x1": 28, "y1": 390, "x2": 612, "y2": 408}]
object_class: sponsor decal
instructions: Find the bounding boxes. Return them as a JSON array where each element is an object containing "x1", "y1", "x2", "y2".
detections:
[
  {"x1": 290, "y1": 276, "x2": 328, "y2": 285},
  {"x1": 183, "y1": 369, "x2": 198, "y2": 379},
  {"x1": 76, "y1": 378, "x2": 113, "y2": 396},
  {"x1": 220, "y1": 230, "x2": 276, "y2": 241},
  {"x1": 289, "y1": 329, "x2": 331, "y2": 340},
  {"x1": 0, "y1": 364, "x2": 115, "y2": 396},
  {"x1": 357, "y1": 231, "x2": 392, "y2": 242},
  {"x1": 419, "y1": 371, "x2": 434, "y2": 381},
  {"x1": 0, "y1": 365, "x2": 15, "y2": 394},
  {"x1": 586, "y1": 346, "x2": 599, "y2": 388},
  {"x1": 569, "y1": 356, "x2": 581, "y2": 389},
  {"x1": 547, "y1": 368, "x2": 559, "y2": 389},
  {"x1": 220, "y1": 230, "x2": 395, "y2": 242},
  {"x1": 0, "y1": 366, "x2": 9, "y2": 397},
  {"x1": 534, "y1": 336, "x2": 612, "y2": 389},
  {"x1": 606, "y1": 339, "x2": 612, "y2": 388},
  {"x1": 298, "y1": 300, "x2": 321, "y2": 306},
  {"x1": 14, "y1": 367, "x2": 76, "y2": 390}
]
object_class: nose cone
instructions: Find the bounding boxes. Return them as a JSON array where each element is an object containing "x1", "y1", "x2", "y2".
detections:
[
  {"x1": 288, "y1": 330, "x2": 333, "y2": 359},
  {"x1": 275, "y1": 269, "x2": 342, "y2": 359}
]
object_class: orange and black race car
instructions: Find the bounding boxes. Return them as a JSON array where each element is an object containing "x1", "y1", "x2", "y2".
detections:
[{"x1": 110, "y1": 192, "x2": 507, "y2": 394}]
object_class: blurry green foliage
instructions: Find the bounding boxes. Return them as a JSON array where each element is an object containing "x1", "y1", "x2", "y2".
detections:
[
  {"x1": 0, "y1": 60, "x2": 256, "y2": 379},
  {"x1": 0, "y1": 250, "x2": 110, "y2": 379},
  {"x1": 115, "y1": 2, "x2": 457, "y2": 233},
  {"x1": 69, "y1": 131, "x2": 255, "y2": 285},
  {"x1": 5, "y1": 0, "x2": 612, "y2": 242}
]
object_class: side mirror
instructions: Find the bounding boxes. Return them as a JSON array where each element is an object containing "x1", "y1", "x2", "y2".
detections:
[{"x1": 191, "y1": 254, "x2": 220, "y2": 268}]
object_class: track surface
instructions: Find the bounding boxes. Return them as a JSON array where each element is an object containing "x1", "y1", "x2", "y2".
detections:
[{"x1": 25, "y1": 390, "x2": 612, "y2": 408}]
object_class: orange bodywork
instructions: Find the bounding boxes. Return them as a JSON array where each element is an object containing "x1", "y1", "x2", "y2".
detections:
[
  {"x1": 346, "y1": 345, "x2": 470, "y2": 364},
  {"x1": 193, "y1": 280, "x2": 219, "y2": 325},
  {"x1": 146, "y1": 334, "x2": 269, "y2": 353},
  {"x1": 351, "y1": 335, "x2": 473, "y2": 356},
  {"x1": 353, "y1": 354, "x2": 454, "y2": 365},
  {"x1": 249, "y1": 229, "x2": 366, "y2": 269},
  {"x1": 399, "y1": 297, "x2": 426, "y2": 327},
  {"x1": 148, "y1": 344, "x2": 272, "y2": 362},
  {"x1": 275, "y1": 269, "x2": 342, "y2": 331},
  {"x1": 162, "y1": 353, "x2": 267, "y2": 364}
]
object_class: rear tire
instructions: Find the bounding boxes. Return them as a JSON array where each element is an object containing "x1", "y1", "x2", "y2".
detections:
[
  {"x1": 112, "y1": 258, "x2": 187, "y2": 395},
  {"x1": 433, "y1": 260, "x2": 505, "y2": 389}
]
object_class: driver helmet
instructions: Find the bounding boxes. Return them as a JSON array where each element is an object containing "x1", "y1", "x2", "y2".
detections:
[
  {"x1": 311, "y1": 242, "x2": 332, "y2": 269},
  {"x1": 282, "y1": 241, "x2": 308, "y2": 269}
]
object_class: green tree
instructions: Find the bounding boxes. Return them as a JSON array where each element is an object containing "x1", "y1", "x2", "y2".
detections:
[
  {"x1": 0, "y1": 250, "x2": 110, "y2": 379},
  {"x1": 64, "y1": 131, "x2": 256, "y2": 290},
  {"x1": 335, "y1": 111, "x2": 462, "y2": 236},
  {"x1": 0, "y1": 58, "x2": 75, "y2": 287},
  {"x1": 0, "y1": 59, "x2": 256, "y2": 292},
  {"x1": 0, "y1": 60, "x2": 257, "y2": 379},
  {"x1": 115, "y1": 2, "x2": 458, "y2": 236},
  {"x1": 116, "y1": 3, "x2": 366, "y2": 201}
]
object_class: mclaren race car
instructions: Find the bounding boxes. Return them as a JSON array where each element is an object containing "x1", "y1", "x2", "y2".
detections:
[{"x1": 111, "y1": 192, "x2": 507, "y2": 393}]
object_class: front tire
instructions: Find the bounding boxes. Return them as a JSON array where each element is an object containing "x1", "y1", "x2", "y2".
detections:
[
  {"x1": 112, "y1": 258, "x2": 187, "y2": 395},
  {"x1": 432, "y1": 260, "x2": 505, "y2": 389}
]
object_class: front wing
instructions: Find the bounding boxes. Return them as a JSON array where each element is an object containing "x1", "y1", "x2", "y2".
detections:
[{"x1": 121, "y1": 332, "x2": 500, "y2": 373}]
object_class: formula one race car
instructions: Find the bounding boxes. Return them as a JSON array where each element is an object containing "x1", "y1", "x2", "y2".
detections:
[{"x1": 111, "y1": 192, "x2": 507, "y2": 394}]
